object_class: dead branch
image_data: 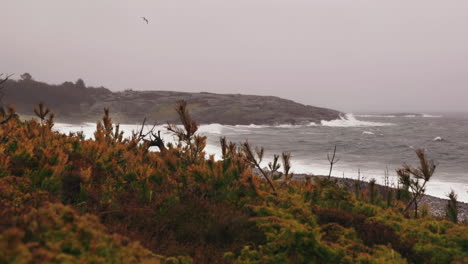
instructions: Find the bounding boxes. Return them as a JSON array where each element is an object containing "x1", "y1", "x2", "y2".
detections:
[
  {"x1": 242, "y1": 141, "x2": 277, "y2": 194},
  {"x1": 132, "y1": 117, "x2": 167, "y2": 152},
  {"x1": 327, "y1": 145, "x2": 340, "y2": 178}
]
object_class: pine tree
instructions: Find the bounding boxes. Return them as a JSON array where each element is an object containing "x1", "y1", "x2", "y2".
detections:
[{"x1": 446, "y1": 190, "x2": 458, "y2": 223}]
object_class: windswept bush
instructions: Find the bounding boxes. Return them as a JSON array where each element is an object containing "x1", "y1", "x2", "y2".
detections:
[{"x1": 0, "y1": 102, "x2": 467, "y2": 263}]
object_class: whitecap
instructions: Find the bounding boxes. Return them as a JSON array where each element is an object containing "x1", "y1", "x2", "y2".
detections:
[
  {"x1": 235, "y1": 122, "x2": 317, "y2": 129},
  {"x1": 356, "y1": 114, "x2": 396, "y2": 118},
  {"x1": 277, "y1": 122, "x2": 318, "y2": 128},
  {"x1": 433, "y1": 136, "x2": 443, "y2": 142},
  {"x1": 362, "y1": 131, "x2": 375, "y2": 135},
  {"x1": 321, "y1": 114, "x2": 394, "y2": 128},
  {"x1": 423, "y1": 114, "x2": 442, "y2": 118},
  {"x1": 198, "y1": 123, "x2": 225, "y2": 135},
  {"x1": 235, "y1": 124, "x2": 269, "y2": 129}
]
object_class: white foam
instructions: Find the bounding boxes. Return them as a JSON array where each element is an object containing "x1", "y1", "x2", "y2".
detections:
[
  {"x1": 54, "y1": 123, "x2": 175, "y2": 141},
  {"x1": 358, "y1": 114, "x2": 442, "y2": 118},
  {"x1": 234, "y1": 124, "x2": 268, "y2": 129},
  {"x1": 362, "y1": 131, "x2": 375, "y2": 135},
  {"x1": 357, "y1": 114, "x2": 397, "y2": 118},
  {"x1": 423, "y1": 114, "x2": 442, "y2": 118},
  {"x1": 54, "y1": 123, "x2": 96, "y2": 139},
  {"x1": 425, "y1": 180, "x2": 468, "y2": 202},
  {"x1": 290, "y1": 160, "x2": 468, "y2": 202},
  {"x1": 198, "y1": 123, "x2": 225, "y2": 135},
  {"x1": 433, "y1": 136, "x2": 443, "y2": 142},
  {"x1": 321, "y1": 114, "x2": 394, "y2": 127},
  {"x1": 234, "y1": 122, "x2": 317, "y2": 129},
  {"x1": 276, "y1": 122, "x2": 318, "y2": 128}
]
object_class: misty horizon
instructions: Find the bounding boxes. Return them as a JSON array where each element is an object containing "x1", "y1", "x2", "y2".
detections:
[{"x1": 2, "y1": 0, "x2": 468, "y2": 113}]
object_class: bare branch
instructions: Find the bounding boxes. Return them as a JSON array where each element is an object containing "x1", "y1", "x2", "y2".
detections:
[
  {"x1": 242, "y1": 141, "x2": 277, "y2": 194},
  {"x1": 327, "y1": 145, "x2": 339, "y2": 178},
  {"x1": 131, "y1": 117, "x2": 167, "y2": 152},
  {"x1": 0, "y1": 73, "x2": 13, "y2": 86}
]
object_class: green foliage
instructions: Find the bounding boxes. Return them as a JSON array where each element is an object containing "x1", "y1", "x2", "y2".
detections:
[
  {"x1": 241, "y1": 192, "x2": 340, "y2": 264},
  {"x1": 396, "y1": 149, "x2": 436, "y2": 218},
  {"x1": 446, "y1": 190, "x2": 459, "y2": 223},
  {"x1": 369, "y1": 178, "x2": 377, "y2": 204},
  {"x1": 0, "y1": 104, "x2": 467, "y2": 263}
]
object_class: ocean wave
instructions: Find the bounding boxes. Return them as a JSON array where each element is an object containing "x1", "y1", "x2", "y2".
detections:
[
  {"x1": 403, "y1": 114, "x2": 442, "y2": 118},
  {"x1": 234, "y1": 122, "x2": 318, "y2": 129},
  {"x1": 289, "y1": 159, "x2": 468, "y2": 202},
  {"x1": 423, "y1": 114, "x2": 442, "y2": 118},
  {"x1": 197, "y1": 123, "x2": 225, "y2": 134},
  {"x1": 356, "y1": 114, "x2": 397, "y2": 118},
  {"x1": 321, "y1": 114, "x2": 394, "y2": 127},
  {"x1": 358, "y1": 114, "x2": 442, "y2": 118},
  {"x1": 276, "y1": 123, "x2": 317, "y2": 128}
]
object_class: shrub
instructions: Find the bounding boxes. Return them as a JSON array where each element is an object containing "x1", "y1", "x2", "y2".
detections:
[{"x1": 446, "y1": 190, "x2": 458, "y2": 223}]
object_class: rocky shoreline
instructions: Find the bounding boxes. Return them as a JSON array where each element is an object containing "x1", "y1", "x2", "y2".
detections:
[
  {"x1": 293, "y1": 173, "x2": 468, "y2": 222},
  {"x1": 3, "y1": 78, "x2": 342, "y2": 125}
]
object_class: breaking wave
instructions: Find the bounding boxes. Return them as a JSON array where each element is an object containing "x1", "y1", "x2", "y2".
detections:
[
  {"x1": 357, "y1": 113, "x2": 442, "y2": 118},
  {"x1": 356, "y1": 114, "x2": 397, "y2": 118},
  {"x1": 321, "y1": 114, "x2": 394, "y2": 127},
  {"x1": 234, "y1": 122, "x2": 318, "y2": 129},
  {"x1": 423, "y1": 114, "x2": 443, "y2": 118},
  {"x1": 197, "y1": 123, "x2": 225, "y2": 134}
]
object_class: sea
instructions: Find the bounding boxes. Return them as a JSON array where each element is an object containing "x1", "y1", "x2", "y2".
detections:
[{"x1": 54, "y1": 113, "x2": 468, "y2": 202}]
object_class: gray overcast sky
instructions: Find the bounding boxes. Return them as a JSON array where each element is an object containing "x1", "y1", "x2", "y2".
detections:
[{"x1": 1, "y1": 0, "x2": 468, "y2": 113}]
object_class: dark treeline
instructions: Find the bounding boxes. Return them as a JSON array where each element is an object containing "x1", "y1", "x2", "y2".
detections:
[{"x1": 2, "y1": 73, "x2": 110, "y2": 116}]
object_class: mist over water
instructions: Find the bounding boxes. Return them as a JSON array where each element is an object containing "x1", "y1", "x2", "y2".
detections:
[{"x1": 55, "y1": 113, "x2": 468, "y2": 202}]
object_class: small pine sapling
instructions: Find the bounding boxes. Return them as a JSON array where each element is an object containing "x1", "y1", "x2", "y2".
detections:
[
  {"x1": 241, "y1": 141, "x2": 276, "y2": 194},
  {"x1": 396, "y1": 149, "x2": 436, "y2": 218},
  {"x1": 369, "y1": 178, "x2": 377, "y2": 204},
  {"x1": 166, "y1": 100, "x2": 206, "y2": 163},
  {"x1": 446, "y1": 190, "x2": 458, "y2": 223}
]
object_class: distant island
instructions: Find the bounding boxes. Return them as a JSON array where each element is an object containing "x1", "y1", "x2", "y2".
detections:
[{"x1": 2, "y1": 75, "x2": 341, "y2": 125}]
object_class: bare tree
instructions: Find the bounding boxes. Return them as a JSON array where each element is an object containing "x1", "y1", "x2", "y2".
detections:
[
  {"x1": 327, "y1": 145, "x2": 340, "y2": 178},
  {"x1": 0, "y1": 74, "x2": 14, "y2": 124},
  {"x1": 131, "y1": 117, "x2": 167, "y2": 152},
  {"x1": 0, "y1": 73, "x2": 13, "y2": 86},
  {"x1": 0, "y1": 74, "x2": 13, "y2": 107}
]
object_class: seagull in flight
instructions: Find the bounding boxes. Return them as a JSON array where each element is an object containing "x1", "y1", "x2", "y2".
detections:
[{"x1": 141, "y1": 17, "x2": 149, "y2": 24}]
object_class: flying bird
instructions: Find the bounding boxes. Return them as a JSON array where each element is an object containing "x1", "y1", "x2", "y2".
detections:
[{"x1": 141, "y1": 17, "x2": 149, "y2": 24}]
